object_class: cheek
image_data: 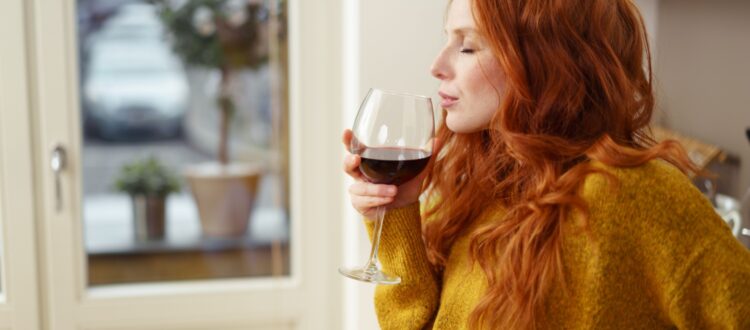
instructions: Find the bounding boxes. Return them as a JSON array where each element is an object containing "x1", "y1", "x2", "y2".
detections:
[
  {"x1": 469, "y1": 61, "x2": 504, "y2": 110},
  {"x1": 445, "y1": 56, "x2": 506, "y2": 134},
  {"x1": 464, "y1": 65, "x2": 492, "y2": 95},
  {"x1": 463, "y1": 63, "x2": 504, "y2": 125}
]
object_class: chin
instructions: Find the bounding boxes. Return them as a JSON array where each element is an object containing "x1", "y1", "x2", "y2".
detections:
[{"x1": 445, "y1": 113, "x2": 483, "y2": 134}]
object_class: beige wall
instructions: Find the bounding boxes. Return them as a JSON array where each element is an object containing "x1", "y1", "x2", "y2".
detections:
[
  {"x1": 358, "y1": 1, "x2": 445, "y2": 99},
  {"x1": 634, "y1": 0, "x2": 659, "y2": 59},
  {"x1": 656, "y1": 0, "x2": 750, "y2": 198}
]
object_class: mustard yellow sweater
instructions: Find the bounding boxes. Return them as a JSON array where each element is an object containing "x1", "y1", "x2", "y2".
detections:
[{"x1": 365, "y1": 160, "x2": 750, "y2": 329}]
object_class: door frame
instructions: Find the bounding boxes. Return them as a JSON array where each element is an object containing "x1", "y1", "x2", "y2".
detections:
[{"x1": 0, "y1": 0, "x2": 42, "y2": 329}]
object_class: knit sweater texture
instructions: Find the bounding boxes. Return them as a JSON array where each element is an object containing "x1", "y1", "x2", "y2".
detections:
[{"x1": 364, "y1": 160, "x2": 750, "y2": 329}]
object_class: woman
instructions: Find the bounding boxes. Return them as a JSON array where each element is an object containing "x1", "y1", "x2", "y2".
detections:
[{"x1": 342, "y1": 0, "x2": 750, "y2": 329}]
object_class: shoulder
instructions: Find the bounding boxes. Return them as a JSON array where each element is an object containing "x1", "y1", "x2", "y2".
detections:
[
  {"x1": 583, "y1": 159, "x2": 694, "y2": 198},
  {"x1": 582, "y1": 159, "x2": 705, "y2": 210},
  {"x1": 579, "y1": 159, "x2": 729, "y2": 239}
]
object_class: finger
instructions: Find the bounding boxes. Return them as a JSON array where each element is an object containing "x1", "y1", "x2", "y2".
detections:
[
  {"x1": 342, "y1": 129, "x2": 353, "y2": 152},
  {"x1": 343, "y1": 154, "x2": 363, "y2": 179},
  {"x1": 351, "y1": 195, "x2": 393, "y2": 209},
  {"x1": 349, "y1": 182, "x2": 397, "y2": 197}
]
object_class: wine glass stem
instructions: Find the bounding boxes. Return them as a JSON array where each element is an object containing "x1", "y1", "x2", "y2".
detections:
[{"x1": 364, "y1": 205, "x2": 386, "y2": 274}]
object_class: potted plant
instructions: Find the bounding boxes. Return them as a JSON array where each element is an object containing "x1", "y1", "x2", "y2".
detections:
[
  {"x1": 151, "y1": 0, "x2": 268, "y2": 237},
  {"x1": 115, "y1": 156, "x2": 181, "y2": 241}
]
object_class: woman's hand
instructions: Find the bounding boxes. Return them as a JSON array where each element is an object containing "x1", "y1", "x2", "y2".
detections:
[{"x1": 342, "y1": 129, "x2": 439, "y2": 218}]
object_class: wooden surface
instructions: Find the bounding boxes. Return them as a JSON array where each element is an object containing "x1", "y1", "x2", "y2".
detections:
[{"x1": 88, "y1": 242, "x2": 289, "y2": 286}]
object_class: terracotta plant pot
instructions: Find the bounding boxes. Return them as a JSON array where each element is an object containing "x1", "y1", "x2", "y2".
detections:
[
  {"x1": 132, "y1": 195, "x2": 166, "y2": 241},
  {"x1": 184, "y1": 162, "x2": 263, "y2": 238}
]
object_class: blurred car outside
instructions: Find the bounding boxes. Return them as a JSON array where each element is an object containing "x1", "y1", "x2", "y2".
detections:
[{"x1": 82, "y1": 2, "x2": 188, "y2": 141}]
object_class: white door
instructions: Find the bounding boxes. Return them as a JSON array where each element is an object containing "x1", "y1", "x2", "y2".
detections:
[
  {"x1": 0, "y1": 0, "x2": 42, "y2": 328},
  {"x1": 24, "y1": 0, "x2": 344, "y2": 328}
]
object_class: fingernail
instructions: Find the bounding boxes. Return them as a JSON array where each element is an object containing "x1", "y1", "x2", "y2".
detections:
[{"x1": 387, "y1": 186, "x2": 397, "y2": 195}]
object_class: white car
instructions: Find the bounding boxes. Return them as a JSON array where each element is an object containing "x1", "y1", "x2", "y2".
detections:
[
  {"x1": 95, "y1": 3, "x2": 166, "y2": 41},
  {"x1": 83, "y1": 3, "x2": 188, "y2": 140}
]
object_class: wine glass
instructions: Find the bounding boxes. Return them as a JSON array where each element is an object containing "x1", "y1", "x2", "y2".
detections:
[{"x1": 338, "y1": 88, "x2": 435, "y2": 285}]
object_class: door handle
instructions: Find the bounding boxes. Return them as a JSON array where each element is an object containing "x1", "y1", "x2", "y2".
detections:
[{"x1": 50, "y1": 144, "x2": 66, "y2": 212}]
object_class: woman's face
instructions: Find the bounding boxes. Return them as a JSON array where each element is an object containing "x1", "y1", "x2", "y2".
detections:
[{"x1": 431, "y1": 0, "x2": 506, "y2": 134}]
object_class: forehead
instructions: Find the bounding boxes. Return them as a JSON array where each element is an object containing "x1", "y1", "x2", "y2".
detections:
[{"x1": 445, "y1": 0, "x2": 476, "y2": 32}]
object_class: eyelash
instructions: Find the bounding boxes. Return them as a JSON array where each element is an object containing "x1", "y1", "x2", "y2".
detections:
[{"x1": 460, "y1": 48, "x2": 475, "y2": 54}]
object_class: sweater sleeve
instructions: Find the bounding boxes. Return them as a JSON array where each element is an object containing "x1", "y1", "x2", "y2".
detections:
[
  {"x1": 363, "y1": 202, "x2": 441, "y2": 330},
  {"x1": 666, "y1": 232, "x2": 750, "y2": 329}
]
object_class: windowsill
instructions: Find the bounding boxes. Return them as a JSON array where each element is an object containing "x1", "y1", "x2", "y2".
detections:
[{"x1": 83, "y1": 193, "x2": 289, "y2": 256}]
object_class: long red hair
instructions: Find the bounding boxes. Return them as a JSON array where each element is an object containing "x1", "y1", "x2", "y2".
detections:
[{"x1": 422, "y1": 0, "x2": 697, "y2": 329}]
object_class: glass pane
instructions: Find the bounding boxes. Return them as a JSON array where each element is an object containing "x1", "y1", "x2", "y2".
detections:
[{"x1": 77, "y1": 0, "x2": 290, "y2": 286}]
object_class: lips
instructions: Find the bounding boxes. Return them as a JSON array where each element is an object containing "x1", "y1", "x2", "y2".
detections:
[{"x1": 438, "y1": 91, "x2": 459, "y2": 108}]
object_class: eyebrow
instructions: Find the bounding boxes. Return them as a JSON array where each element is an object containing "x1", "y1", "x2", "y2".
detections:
[{"x1": 443, "y1": 26, "x2": 478, "y2": 36}]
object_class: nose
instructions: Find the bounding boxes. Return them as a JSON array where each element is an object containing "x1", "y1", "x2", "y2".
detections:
[{"x1": 430, "y1": 47, "x2": 450, "y2": 80}]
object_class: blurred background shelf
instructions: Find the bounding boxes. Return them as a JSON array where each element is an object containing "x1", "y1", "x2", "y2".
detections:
[{"x1": 84, "y1": 193, "x2": 289, "y2": 285}]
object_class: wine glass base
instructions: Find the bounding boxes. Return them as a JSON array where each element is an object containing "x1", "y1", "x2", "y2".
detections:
[{"x1": 338, "y1": 266, "x2": 401, "y2": 285}]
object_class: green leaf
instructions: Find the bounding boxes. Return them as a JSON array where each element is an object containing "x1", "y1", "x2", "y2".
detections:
[{"x1": 114, "y1": 156, "x2": 181, "y2": 196}]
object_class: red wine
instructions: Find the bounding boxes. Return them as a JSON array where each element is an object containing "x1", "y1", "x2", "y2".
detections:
[{"x1": 358, "y1": 147, "x2": 431, "y2": 185}]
